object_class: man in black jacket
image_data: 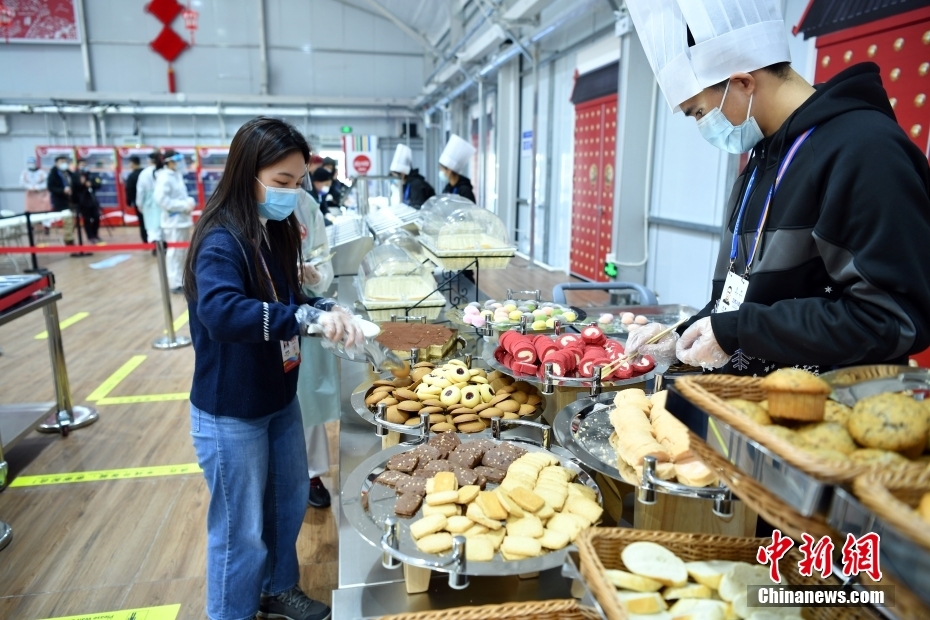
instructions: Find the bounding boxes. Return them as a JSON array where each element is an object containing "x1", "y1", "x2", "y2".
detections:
[
  {"x1": 46, "y1": 155, "x2": 75, "y2": 245},
  {"x1": 389, "y1": 143, "x2": 435, "y2": 208},
  {"x1": 124, "y1": 155, "x2": 146, "y2": 242},
  {"x1": 73, "y1": 159, "x2": 102, "y2": 243},
  {"x1": 321, "y1": 157, "x2": 347, "y2": 206},
  {"x1": 626, "y1": 0, "x2": 930, "y2": 375}
]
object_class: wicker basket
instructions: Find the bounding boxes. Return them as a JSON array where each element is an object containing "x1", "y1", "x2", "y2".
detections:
[
  {"x1": 359, "y1": 291, "x2": 447, "y2": 322},
  {"x1": 853, "y1": 468, "x2": 930, "y2": 554},
  {"x1": 576, "y1": 527, "x2": 880, "y2": 620},
  {"x1": 420, "y1": 237, "x2": 515, "y2": 271},
  {"x1": 674, "y1": 375, "x2": 925, "y2": 485},
  {"x1": 689, "y1": 432, "x2": 842, "y2": 547},
  {"x1": 378, "y1": 599, "x2": 600, "y2": 620}
]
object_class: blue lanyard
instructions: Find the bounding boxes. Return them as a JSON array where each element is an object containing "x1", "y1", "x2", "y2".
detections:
[
  {"x1": 404, "y1": 183, "x2": 411, "y2": 203},
  {"x1": 729, "y1": 127, "x2": 816, "y2": 274}
]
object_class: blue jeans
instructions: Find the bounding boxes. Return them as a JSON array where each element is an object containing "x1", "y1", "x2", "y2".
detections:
[{"x1": 190, "y1": 396, "x2": 310, "y2": 620}]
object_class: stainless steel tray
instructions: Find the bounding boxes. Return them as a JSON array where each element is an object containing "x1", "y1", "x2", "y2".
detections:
[
  {"x1": 820, "y1": 365, "x2": 930, "y2": 408},
  {"x1": 554, "y1": 392, "x2": 735, "y2": 514},
  {"x1": 341, "y1": 428, "x2": 603, "y2": 579},
  {"x1": 578, "y1": 304, "x2": 697, "y2": 336},
  {"x1": 828, "y1": 486, "x2": 930, "y2": 611},
  {"x1": 666, "y1": 387, "x2": 833, "y2": 518},
  {"x1": 482, "y1": 340, "x2": 659, "y2": 395}
]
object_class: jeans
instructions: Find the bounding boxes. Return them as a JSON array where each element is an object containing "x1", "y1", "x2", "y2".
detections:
[{"x1": 190, "y1": 397, "x2": 310, "y2": 620}]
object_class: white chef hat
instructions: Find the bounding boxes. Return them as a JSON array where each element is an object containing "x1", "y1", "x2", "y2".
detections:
[
  {"x1": 678, "y1": 0, "x2": 790, "y2": 89},
  {"x1": 626, "y1": 0, "x2": 703, "y2": 111},
  {"x1": 438, "y1": 134, "x2": 476, "y2": 176},
  {"x1": 390, "y1": 144, "x2": 413, "y2": 175},
  {"x1": 627, "y1": 0, "x2": 791, "y2": 111}
]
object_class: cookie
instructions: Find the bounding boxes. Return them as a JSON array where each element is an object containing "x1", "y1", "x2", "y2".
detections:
[
  {"x1": 410, "y1": 514, "x2": 447, "y2": 539},
  {"x1": 794, "y1": 422, "x2": 858, "y2": 455},
  {"x1": 726, "y1": 398, "x2": 772, "y2": 425},
  {"x1": 824, "y1": 400, "x2": 853, "y2": 427},
  {"x1": 386, "y1": 452, "x2": 419, "y2": 473},
  {"x1": 415, "y1": 532, "x2": 453, "y2": 554},
  {"x1": 458, "y1": 420, "x2": 488, "y2": 433},
  {"x1": 848, "y1": 393, "x2": 928, "y2": 453},
  {"x1": 849, "y1": 448, "x2": 910, "y2": 466},
  {"x1": 408, "y1": 444, "x2": 441, "y2": 463},
  {"x1": 394, "y1": 493, "x2": 423, "y2": 517},
  {"x1": 423, "y1": 460, "x2": 455, "y2": 473},
  {"x1": 474, "y1": 466, "x2": 507, "y2": 484},
  {"x1": 451, "y1": 466, "x2": 479, "y2": 488},
  {"x1": 375, "y1": 470, "x2": 411, "y2": 488},
  {"x1": 464, "y1": 536, "x2": 495, "y2": 562},
  {"x1": 396, "y1": 476, "x2": 429, "y2": 496},
  {"x1": 457, "y1": 485, "x2": 481, "y2": 504}
]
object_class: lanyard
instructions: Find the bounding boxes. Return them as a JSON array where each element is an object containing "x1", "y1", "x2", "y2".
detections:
[
  {"x1": 730, "y1": 127, "x2": 816, "y2": 275},
  {"x1": 404, "y1": 182, "x2": 411, "y2": 203},
  {"x1": 258, "y1": 251, "x2": 293, "y2": 305}
]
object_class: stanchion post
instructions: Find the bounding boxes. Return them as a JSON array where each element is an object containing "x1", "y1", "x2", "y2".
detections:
[
  {"x1": 24, "y1": 213, "x2": 41, "y2": 273},
  {"x1": 152, "y1": 240, "x2": 191, "y2": 350},
  {"x1": 37, "y1": 297, "x2": 99, "y2": 435}
]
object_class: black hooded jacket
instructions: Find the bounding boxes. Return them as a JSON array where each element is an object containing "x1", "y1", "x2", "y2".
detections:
[
  {"x1": 681, "y1": 63, "x2": 930, "y2": 376},
  {"x1": 404, "y1": 168, "x2": 436, "y2": 208},
  {"x1": 443, "y1": 174, "x2": 476, "y2": 203}
]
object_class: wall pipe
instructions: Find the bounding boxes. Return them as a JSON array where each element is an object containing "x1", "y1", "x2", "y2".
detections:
[
  {"x1": 527, "y1": 44, "x2": 539, "y2": 268},
  {"x1": 257, "y1": 0, "x2": 270, "y2": 95},
  {"x1": 0, "y1": 104, "x2": 417, "y2": 119},
  {"x1": 75, "y1": 0, "x2": 94, "y2": 91},
  {"x1": 477, "y1": 79, "x2": 485, "y2": 207}
]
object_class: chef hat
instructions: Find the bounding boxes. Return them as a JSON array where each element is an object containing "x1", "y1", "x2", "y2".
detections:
[
  {"x1": 390, "y1": 144, "x2": 413, "y2": 175},
  {"x1": 678, "y1": 0, "x2": 790, "y2": 89},
  {"x1": 438, "y1": 134, "x2": 476, "y2": 176},
  {"x1": 627, "y1": 0, "x2": 790, "y2": 111},
  {"x1": 26, "y1": 156, "x2": 37, "y2": 166},
  {"x1": 626, "y1": 0, "x2": 703, "y2": 111}
]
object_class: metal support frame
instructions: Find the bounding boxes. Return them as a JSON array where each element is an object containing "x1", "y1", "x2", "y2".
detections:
[
  {"x1": 257, "y1": 0, "x2": 270, "y2": 95},
  {"x1": 74, "y1": 0, "x2": 94, "y2": 91},
  {"x1": 477, "y1": 79, "x2": 486, "y2": 205},
  {"x1": 527, "y1": 43, "x2": 540, "y2": 268},
  {"x1": 152, "y1": 240, "x2": 192, "y2": 350}
]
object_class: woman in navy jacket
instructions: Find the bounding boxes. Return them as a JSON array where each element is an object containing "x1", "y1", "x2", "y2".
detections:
[{"x1": 184, "y1": 117, "x2": 359, "y2": 620}]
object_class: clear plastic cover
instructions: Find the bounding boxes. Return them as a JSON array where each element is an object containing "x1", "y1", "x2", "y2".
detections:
[
  {"x1": 357, "y1": 245, "x2": 435, "y2": 301},
  {"x1": 376, "y1": 228, "x2": 422, "y2": 257},
  {"x1": 418, "y1": 197, "x2": 511, "y2": 251}
]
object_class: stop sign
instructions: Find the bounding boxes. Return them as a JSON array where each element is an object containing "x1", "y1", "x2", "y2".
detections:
[{"x1": 353, "y1": 154, "x2": 371, "y2": 174}]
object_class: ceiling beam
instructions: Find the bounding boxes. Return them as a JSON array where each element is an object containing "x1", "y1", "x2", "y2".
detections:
[{"x1": 360, "y1": 0, "x2": 443, "y2": 58}]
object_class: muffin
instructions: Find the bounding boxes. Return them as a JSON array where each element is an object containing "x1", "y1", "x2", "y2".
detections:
[
  {"x1": 849, "y1": 448, "x2": 910, "y2": 467},
  {"x1": 795, "y1": 422, "x2": 858, "y2": 455},
  {"x1": 726, "y1": 398, "x2": 772, "y2": 425},
  {"x1": 848, "y1": 393, "x2": 928, "y2": 454},
  {"x1": 760, "y1": 368, "x2": 832, "y2": 421},
  {"x1": 824, "y1": 400, "x2": 853, "y2": 427}
]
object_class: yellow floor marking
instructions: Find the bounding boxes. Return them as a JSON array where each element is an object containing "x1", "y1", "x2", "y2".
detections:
[
  {"x1": 41, "y1": 604, "x2": 181, "y2": 620},
  {"x1": 164, "y1": 309, "x2": 189, "y2": 334},
  {"x1": 86, "y1": 355, "x2": 147, "y2": 402},
  {"x1": 34, "y1": 311, "x2": 90, "y2": 340},
  {"x1": 11, "y1": 465, "x2": 201, "y2": 488},
  {"x1": 96, "y1": 392, "x2": 190, "y2": 405}
]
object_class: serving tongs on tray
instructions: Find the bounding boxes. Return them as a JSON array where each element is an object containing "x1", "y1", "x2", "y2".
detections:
[{"x1": 598, "y1": 318, "x2": 688, "y2": 379}]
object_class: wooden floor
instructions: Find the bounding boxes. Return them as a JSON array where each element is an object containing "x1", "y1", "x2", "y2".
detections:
[{"x1": 0, "y1": 230, "x2": 594, "y2": 619}]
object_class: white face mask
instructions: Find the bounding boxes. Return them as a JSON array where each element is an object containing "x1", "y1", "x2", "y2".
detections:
[
  {"x1": 695, "y1": 80, "x2": 764, "y2": 154},
  {"x1": 439, "y1": 170, "x2": 449, "y2": 183},
  {"x1": 57, "y1": 162, "x2": 69, "y2": 171}
]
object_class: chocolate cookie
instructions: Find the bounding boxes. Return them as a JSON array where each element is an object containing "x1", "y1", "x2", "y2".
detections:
[
  {"x1": 448, "y1": 447, "x2": 483, "y2": 469},
  {"x1": 422, "y1": 460, "x2": 455, "y2": 473},
  {"x1": 386, "y1": 452, "x2": 419, "y2": 473},
  {"x1": 375, "y1": 470, "x2": 411, "y2": 488},
  {"x1": 474, "y1": 465, "x2": 507, "y2": 484},
  {"x1": 396, "y1": 476, "x2": 429, "y2": 496},
  {"x1": 394, "y1": 492, "x2": 424, "y2": 517},
  {"x1": 408, "y1": 444, "x2": 442, "y2": 464},
  {"x1": 451, "y1": 466, "x2": 479, "y2": 488}
]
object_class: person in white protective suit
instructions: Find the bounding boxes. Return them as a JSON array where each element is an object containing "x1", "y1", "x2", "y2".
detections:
[
  {"x1": 293, "y1": 189, "x2": 339, "y2": 509},
  {"x1": 21, "y1": 156, "x2": 50, "y2": 213},
  {"x1": 155, "y1": 150, "x2": 195, "y2": 293},
  {"x1": 136, "y1": 151, "x2": 164, "y2": 251}
]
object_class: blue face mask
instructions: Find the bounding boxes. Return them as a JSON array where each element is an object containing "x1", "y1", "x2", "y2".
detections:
[
  {"x1": 256, "y1": 178, "x2": 300, "y2": 220},
  {"x1": 696, "y1": 80, "x2": 764, "y2": 154}
]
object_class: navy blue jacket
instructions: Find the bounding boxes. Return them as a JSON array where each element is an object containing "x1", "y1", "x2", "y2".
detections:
[{"x1": 189, "y1": 227, "x2": 317, "y2": 418}]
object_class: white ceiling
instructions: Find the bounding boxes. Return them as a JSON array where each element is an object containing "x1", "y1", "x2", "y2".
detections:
[{"x1": 339, "y1": 0, "x2": 453, "y2": 48}]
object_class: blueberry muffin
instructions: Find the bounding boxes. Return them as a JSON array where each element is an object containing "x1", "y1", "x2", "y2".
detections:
[
  {"x1": 760, "y1": 368, "x2": 832, "y2": 421},
  {"x1": 848, "y1": 393, "x2": 928, "y2": 455}
]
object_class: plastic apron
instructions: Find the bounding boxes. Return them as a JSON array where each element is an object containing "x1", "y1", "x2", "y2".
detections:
[{"x1": 294, "y1": 191, "x2": 340, "y2": 428}]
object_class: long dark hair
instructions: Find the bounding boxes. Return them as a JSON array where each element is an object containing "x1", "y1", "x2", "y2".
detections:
[{"x1": 183, "y1": 117, "x2": 310, "y2": 304}]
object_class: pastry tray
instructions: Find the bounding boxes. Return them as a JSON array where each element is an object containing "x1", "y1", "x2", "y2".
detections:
[
  {"x1": 482, "y1": 340, "x2": 659, "y2": 393},
  {"x1": 553, "y1": 393, "x2": 736, "y2": 508},
  {"x1": 819, "y1": 365, "x2": 930, "y2": 407},
  {"x1": 445, "y1": 307, "x2": 589, "y2": 339},
  {"x1": 828, "y1": 485, "x2": 930, "y2": 610},
  {"x1": 419, "y1": 236, "x2": 516, "y2": 271},
  {"x1": 665, "y1": 387, "x2": 833, "y2": 518},
  {"x1": 350, "y1": 370, "x2": 546, "y2": 434},
  {"x1": 341, "y1": 435, "x2": 602, "y2": 577},
  {"x1": 576, "y1": 304, "x2": 697, "y2": 336}
]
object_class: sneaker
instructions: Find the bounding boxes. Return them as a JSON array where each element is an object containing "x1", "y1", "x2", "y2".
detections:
[
  {"x1": 258, "y1": 586, "x2": 331, "y2": 620},
  {"x1": 308, "y1": 477, "x2": 331, "y2": 509}
]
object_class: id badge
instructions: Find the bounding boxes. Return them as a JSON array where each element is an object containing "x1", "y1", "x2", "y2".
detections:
[
  {"x1": 715, "y1": 271, "x2": 749, "y2": 314},
  {"x1": 281, "y1": 335, "x2": 301, "y2": 373}
]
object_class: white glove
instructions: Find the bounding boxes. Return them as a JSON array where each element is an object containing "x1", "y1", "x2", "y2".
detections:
[
  {"x1": 676, "y1": 317, "x2": 730, "y2": 369},
  {"x1": 625, "y1": 322, "x2": 680, "y2": 367},
  {"x1": 317, "y1": 306, "x2": 365, "y2": 349},
  {"x1": 302, "y1": 263, "x2": 322, "y2": 287}
]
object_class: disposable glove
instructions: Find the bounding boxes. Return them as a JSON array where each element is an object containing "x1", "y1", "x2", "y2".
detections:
[
  {"x1": 295, "y1": 303, "x2": 364, "y2": 349},
  {"x1": 625, "y1": 322, "x2": 679, "y2": 367},
  {"x1": 676, "y1": 317, "x2": 730, "y2": 369},
  {"x1": 301, "y1": 263, "x2": 322, "y2": 287}
]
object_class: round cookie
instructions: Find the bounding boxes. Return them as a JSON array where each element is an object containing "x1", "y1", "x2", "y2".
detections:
[
  {"x1": 824, "y1": 400, "x2": 852, "y2": 427},
  {"x1": 458, "y1": 420, "x2": 487, "y2": 433},
  {"x1": 727, "y1": 398, "x2": 772, "y2": 425},
  {"x1": 764, "y1": 425, "x2": 798, "y2": 444},
  {"x1": 794, "y1": 422, "x2": 858, "y2": 455},
  {"x1": 848, "y1": 393, "x2": 928, "y2": 453},
  {"x1": 849, "y1": 448, "x2": 910, "y2": 466}
]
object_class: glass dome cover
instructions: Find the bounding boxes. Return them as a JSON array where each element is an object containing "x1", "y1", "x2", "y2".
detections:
[
  {"x1": 419, "y1": 202, "x2": 511, "y2": 251},
  {"x1": 376, "y1": 228, "x2": 422, "y2": 257},
  {"x1": 357, "y1": 245, "x2": 435, "y2": 302}
]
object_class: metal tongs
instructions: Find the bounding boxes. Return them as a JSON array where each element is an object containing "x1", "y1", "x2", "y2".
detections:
[{"x1": 306, "y1": 322, "x2": 406, "y2": 372}]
